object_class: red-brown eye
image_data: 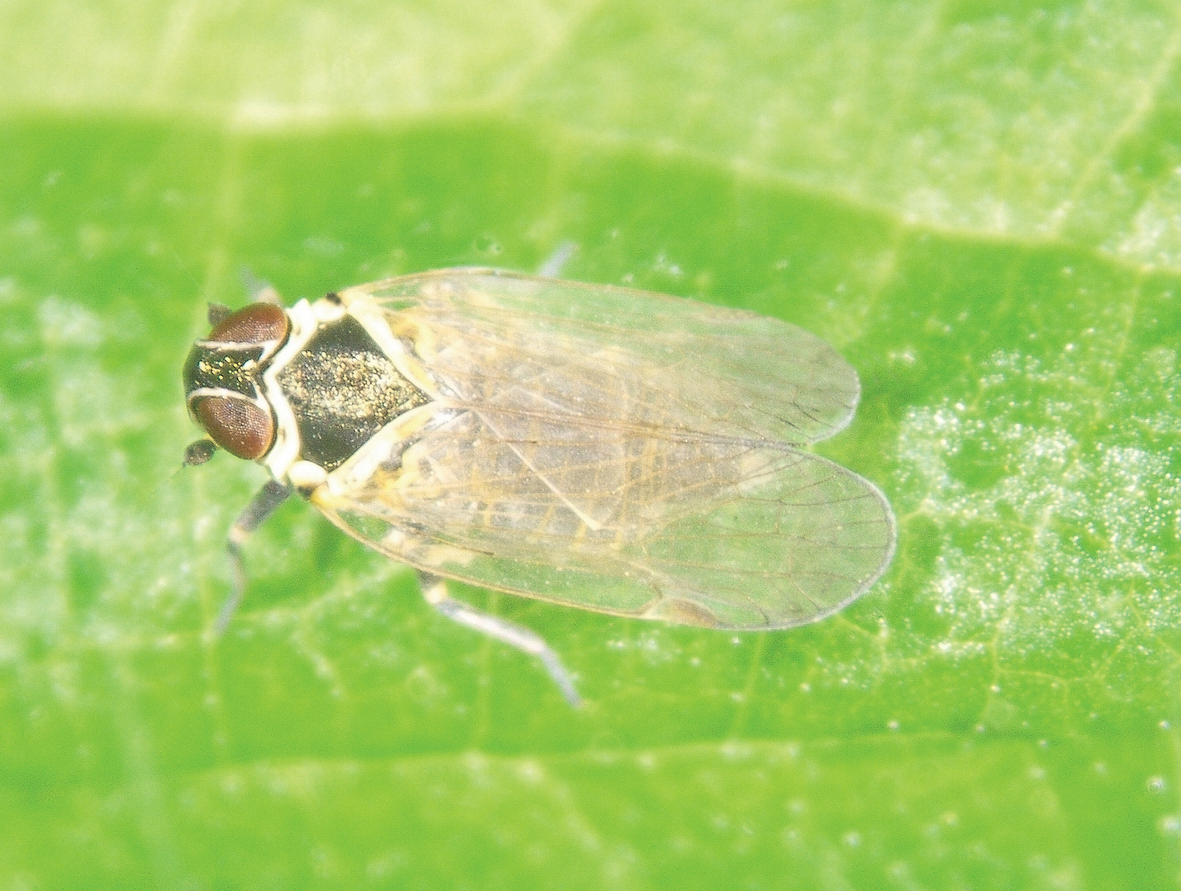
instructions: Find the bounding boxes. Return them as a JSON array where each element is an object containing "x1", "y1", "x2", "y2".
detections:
[
  {"x1": 209, "y1": 303, "x2": 288, "y2": 344},
  {"x1": 193, "y1": 396, "x2": 275, "y2": 459}
]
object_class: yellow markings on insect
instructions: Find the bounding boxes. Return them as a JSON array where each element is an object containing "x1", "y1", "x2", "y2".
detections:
[{"x1": 183, "y1": 268, "x2": 896, "y2": 705}]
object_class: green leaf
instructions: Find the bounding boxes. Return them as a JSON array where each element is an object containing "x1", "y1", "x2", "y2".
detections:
[{"x1": 1, "y1": 0, "x2": 1179, "y2": 888}]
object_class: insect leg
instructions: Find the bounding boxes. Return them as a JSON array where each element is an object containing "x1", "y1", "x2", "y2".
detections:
[
  {"x1": 418, "y1": 572, "x2": 581, "y2": 707},
  {"x1": 535, "y1": 240, "x2": 578, "y2": 278},
  {"x1": 214, "y1": 479, "x2": 294, "y2": 635}
]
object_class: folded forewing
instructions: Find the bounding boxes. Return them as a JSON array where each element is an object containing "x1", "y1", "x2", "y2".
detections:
[
  {"x1": 314, "y1": 270, "x2": 893, "y2": 628},
  {"x1": 315, "y1": 401, "x2": 895, "y2": 630},
  {"x1": 347, "y1": 270, "x2": 862, "y2": 447}
]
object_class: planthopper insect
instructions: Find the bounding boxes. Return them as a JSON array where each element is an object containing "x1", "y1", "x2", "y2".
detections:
[{"x1": 182, "y1": 268, "x2": 896, "y2": 705}]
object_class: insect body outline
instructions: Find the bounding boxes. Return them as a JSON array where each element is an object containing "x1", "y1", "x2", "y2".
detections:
[{"x1": 184, "y1": 268, "x2": 897, "y2": 705}]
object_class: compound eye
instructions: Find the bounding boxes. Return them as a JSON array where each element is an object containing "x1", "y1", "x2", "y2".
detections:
[
  {"x1": 208, "y1": 303, "x2": 288, "y2": 344},
  {"x1": 192, "y1": 396, "x2": 275, "y2": 459}
]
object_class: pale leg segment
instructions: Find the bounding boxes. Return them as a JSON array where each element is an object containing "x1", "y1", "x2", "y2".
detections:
[
  {"x1": 214, "y1": 479, "x2": 293, "y2": 635},
  {"x1": 418, "y1": 572, "x2": 582, "y2": 707}
]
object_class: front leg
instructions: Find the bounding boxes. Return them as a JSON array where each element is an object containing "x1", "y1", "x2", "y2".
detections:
[{"x1": 214, "y1": 479, "x2": 294, "y2": 634}]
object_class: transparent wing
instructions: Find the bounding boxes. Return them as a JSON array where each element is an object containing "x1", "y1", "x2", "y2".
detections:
[
  {"x1": 354, "y1": 270, "x2": 862, "y2": 446},
  {"x1": 313, "y1": 270, "x2": 895, "y2": 629}
]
